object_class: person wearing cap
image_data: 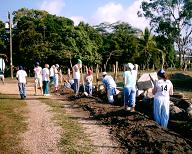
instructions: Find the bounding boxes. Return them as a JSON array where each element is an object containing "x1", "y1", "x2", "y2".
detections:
[
  {"x1": 102, "y1": 72, "x2": 117, "y2": 103},
  {"x1": 42, "y1": 64, "x2": 50, "y2": 96},
  {"x1": 72, "y1": 59, "x2": 82, "y2": 96},
  {"x1": 34, "y1": 62, "x2": 43, "y2": 95},
  {"x1": 85, "y1": 69, "x2": 93, "y2": 96},
  {"x1": 152, "y1": 69, "x2": 173, "y2": 128},
  {"x1": 123, "y1": 63, "x2": 137, "y2": 112},
  {"x1": 16, "y1": 66, "x2": 27, "y2": 99}
]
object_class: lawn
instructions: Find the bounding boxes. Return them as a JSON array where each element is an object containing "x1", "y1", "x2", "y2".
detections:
[{"x1": 0, "y1": 94, "x2": 27, "y2": 154}]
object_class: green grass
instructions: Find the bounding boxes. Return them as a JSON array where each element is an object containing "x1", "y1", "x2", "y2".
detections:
[
  {"x1": 41, "y1": 99, "x2": 92, "y2": 154},
  {"x1": 0, "y1": 94, "x2": 27, "y2": 154}
]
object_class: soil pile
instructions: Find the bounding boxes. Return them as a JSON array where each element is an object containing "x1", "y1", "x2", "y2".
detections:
[{"x1": 64, "y1": 90, "x2": 192, "y2": 153}]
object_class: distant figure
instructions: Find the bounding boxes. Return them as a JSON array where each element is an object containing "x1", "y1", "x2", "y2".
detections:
[
  {"x1": 85, "y1": 69, "x2": 93, "y2": 96},
  {"x1": 102, "y1": 72, "x2": 118, "y2": 104},
  {"x1": 0, "y1": 68, "x2": 5, "y2": 84},
  {"x1": 49, "y1": 65, "x2": 55, "y2": 85},
  {"x1": 152, "y1": 69, "x2": 173, "y2": 128},
  {"x1": 123, "y1": 63, "x2": 137, "y2": 112},
  {"x1": 54, "y1": 64, "x2": 60, "y2": 92},
  {"x1": 34, "y1": 62, "x2": 43, "y2": 95},
  {"x1": 42, "y1": 64, "x2": 50, "y2": 96},
  {"x1": 16, "y1": 66, "x2": 27, "y2": 99},
  {"x1": 72, "y1": 59, "x2": 82, "y2": 96}
]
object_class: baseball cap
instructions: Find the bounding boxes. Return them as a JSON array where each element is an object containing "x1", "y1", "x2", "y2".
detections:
[
  {"x1": 157, "y1": 69, "x2": 165, "y2": 78},
  {"x1": 127, "y1": 63, "x2": 134, "y2": 70}
]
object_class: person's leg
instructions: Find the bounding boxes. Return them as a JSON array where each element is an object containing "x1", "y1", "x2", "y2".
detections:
[
  {"x1": 45, "y1": 81, "x2": 49, "y2": 94},
  {"x1": 34, "y1": 79, "x2": 38, "y2": 95},
  {"x1": 107, "y1": 88, "x2": 114, "y2": 103},
  {"x1": 43, "y1": 81, "x2": 46, "y2": 94},
  {"x1": 160, "y1": 99, "x2": 170, "y2": 128},
  {"x1": 89, "y1": 83, "x2": 92, "y2": 95},
  {"x1": 22, "y1": 83, "x2": 26, "y2": 98},
  {"x1": 38, "y1": 78, "x2": 43, "y2": 95},
  {"x1": 153, "y1": 98, "x2": 162, "y2": 126},
  {"x1": 129, "y1": 87, "x2": 136, "y2": 111},
  {"x1": 18, "y1": 83, "x2": 24, "y2": 99}
]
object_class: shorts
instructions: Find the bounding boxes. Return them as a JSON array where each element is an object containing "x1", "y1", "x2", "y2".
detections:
[
  {"x1": 35, "y1": 77, "x2": 42, "y2": 87},
  {"x1": 0, "y1": 75, "x2": 4, "y2": 80}
]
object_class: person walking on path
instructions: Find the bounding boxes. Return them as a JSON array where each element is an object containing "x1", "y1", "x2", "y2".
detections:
[
  {"x1": 152, "y1": 69, "x2": 173, "y2": 128},
  {"x1": 34, "y1": 62, "x2": 43, "y2": 95},
  {"x1": 123, "y1": 63, "x2": 137, "y2": 112},
  {"x1": 72, "y1": 59, "x2": 82, "y2": 97},
  {"x1": 42, "y1": 64, "x2": 50, "y2": 96},
  {"x1": 16, "y1": 66, "x2": 27, "y2": 99},
  {"x1": 85, "y1": 69, "x2": 93, "y2": 96},
  {"x1": 102, "y1": 72, "x2": 118, "y2": 104}
]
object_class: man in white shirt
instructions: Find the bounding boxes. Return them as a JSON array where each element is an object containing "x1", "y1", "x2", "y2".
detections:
[
  {"x1": 34, "y1": 62, "x2": 43, "y2": 95},
  {"x1": 72, "y1": 59, "x2": 82, "y2": 96},
  {"x1": 16, "y1": 66, "x2": 27, "y2": 99}
]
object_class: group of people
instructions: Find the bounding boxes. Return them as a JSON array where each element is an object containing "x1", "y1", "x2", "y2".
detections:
[
  {"x1": 100, "y1": 63, "x2": 173, "y2": 128},
  {"x1": 16, "y1": 62, "x2": 61, "y2": 99},
  {"x1": 15, "y1": 59, "x2": 173, "y2": 128}
]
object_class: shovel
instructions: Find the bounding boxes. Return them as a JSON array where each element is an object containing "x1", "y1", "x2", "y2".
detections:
[{"x1": 81, "y1": 68, "x2": 89, "y2": 96}]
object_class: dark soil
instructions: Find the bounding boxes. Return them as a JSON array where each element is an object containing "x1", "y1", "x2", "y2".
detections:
[{"x1": 61, "y1": 89, "x2": 192, "y2": 153}]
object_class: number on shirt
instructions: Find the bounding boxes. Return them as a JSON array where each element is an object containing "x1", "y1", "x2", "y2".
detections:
[{"x1": 161, "y1": 85, "x2": 167, "y2": 91}]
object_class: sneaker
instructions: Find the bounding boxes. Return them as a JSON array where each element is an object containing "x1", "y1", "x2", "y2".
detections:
[{"x1": 130, "y1": 107, "x2": 135, "y2": 112}]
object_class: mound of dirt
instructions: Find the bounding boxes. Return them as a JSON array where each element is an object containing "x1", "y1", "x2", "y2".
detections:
[
  {"x1": 64, "y1": 92, "x2": 192, "y2": 153},
  {"x1": 170, "y1": 73, "x2": 192, "y2": 80}
]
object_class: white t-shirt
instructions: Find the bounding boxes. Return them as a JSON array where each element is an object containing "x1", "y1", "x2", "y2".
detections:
[
  {"x1": 123, "y1": 70, "x2": 137, "y2": 87},
  {"x1": 73, "y1": 64, "x2": 80, "y2": 80},
  {"x1": 16, "y1": 70, "x2": 27, "y2": 83},
  {"x1": 154, "y1": 79, "x2": 173, "y2": 98},
  {"x1": 34, "y1": 66, "x2": 42, "y2": 79},
  {"x1": 50, "y1": 66, "x2": 54, "y2": 77},
  {"x1": 42, "y1": 68, "x2": 50, "y2": 81}
]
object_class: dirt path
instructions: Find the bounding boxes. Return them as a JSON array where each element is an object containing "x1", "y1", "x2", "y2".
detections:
[
  {"x1": 0, "y1": 80, "x2": 62, "y2": 154},
  {"x1": 60, "y1": 100, "x2": 122, "y2": 154},
  {"x1": 0, "y1": 80, "x2": 122, "y2": 153}
]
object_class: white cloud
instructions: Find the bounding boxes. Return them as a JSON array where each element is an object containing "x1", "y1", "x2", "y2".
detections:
[
  {"x1": 40, "y1": 0, "x2": 65, "y2": 15},
  {"x1": 70, "y1": 16, "x2": 86, "y2": 26},
  {"x1": 92, "y1": 1, "x2": 149, "y2": 30}
]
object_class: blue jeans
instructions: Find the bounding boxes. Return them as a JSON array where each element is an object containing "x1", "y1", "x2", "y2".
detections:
[
  {"x1": 124, "y1": 86, "x2": 136, "y2": 107},
  {"x1": 43, "y1": 81, "x2": 49, "y2": 94},
  {"x1": 74, "y1": 79, "x2": 80, "y2": 95},
  {"x1": 18, "y1": 83, "x2": 26, "y2": 98},
  {"x1": 85, "y1": 83, "x2": 92, "y2": 95}
]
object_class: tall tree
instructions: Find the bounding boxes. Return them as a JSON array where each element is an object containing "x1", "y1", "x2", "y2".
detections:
[{"x1": 139, "y1": 0, "x2": 192, "y2": 67}]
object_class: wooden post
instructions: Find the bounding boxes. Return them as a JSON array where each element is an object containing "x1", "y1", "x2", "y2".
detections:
[
  {"x1": 96, "y1": 64, "x2": 99, "y2": 91},
  {"x1": 115, "y1": 61, "x2": 118, "y2": 81},
  {"x1": 67, "y1": 68, "x2": 71, "y2": 80},
  {"x1": 134, "y1": 64, "x2": 139, "y2": 80}
]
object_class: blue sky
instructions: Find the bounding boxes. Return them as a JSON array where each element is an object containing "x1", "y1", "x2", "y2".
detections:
[{"x1": 0, "y1": 0, "x2": 149, "y2": 30}]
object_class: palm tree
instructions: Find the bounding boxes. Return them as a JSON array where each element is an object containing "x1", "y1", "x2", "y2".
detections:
[{"x1": 138, "y1": 28, "x2": 165, "y2": 69}]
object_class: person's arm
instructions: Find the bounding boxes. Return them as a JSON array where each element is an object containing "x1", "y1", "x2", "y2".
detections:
[{"x1": 169, "y1": 83, "x2": 173, "y2": 95}]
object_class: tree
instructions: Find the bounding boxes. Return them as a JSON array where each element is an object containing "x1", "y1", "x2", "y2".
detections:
[
  {"x1": 139, "y1": 0, "x2": 192, "y2": 67},
  {"x1": 137, "y1": 28, "x2": 165, "y2": 69}
]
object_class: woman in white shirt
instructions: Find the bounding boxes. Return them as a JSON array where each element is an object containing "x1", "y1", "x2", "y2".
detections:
[{"x1": 152, "y1": 69, "x2": 173, "y2": 128}]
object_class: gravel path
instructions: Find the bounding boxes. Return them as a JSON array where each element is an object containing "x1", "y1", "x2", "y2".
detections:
[{"x1": 0, "y1": 80, "x2": 122, "y2": 154}]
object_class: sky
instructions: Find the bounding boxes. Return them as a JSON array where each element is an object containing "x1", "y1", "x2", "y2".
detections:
[{"x1": 0, "y1": 0, "x2": 149, "y2": 30}]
